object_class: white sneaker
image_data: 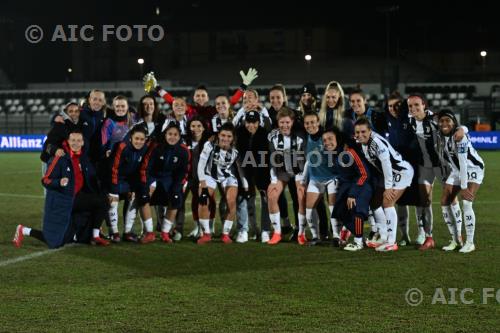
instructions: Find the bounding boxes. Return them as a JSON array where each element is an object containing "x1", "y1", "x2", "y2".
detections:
[
  {"x1": 415, "y1": 233, "x2": 426, "y2": 245},
  {"x1": 442, "y1": 240, "x2": 459, "y2": 251},
  {"x1": 236, "y1": 231, "x2": 248, "y2": 243},
  {"x1": 261, "y1": 231, "x2": 270, "y2": 243},
  {"x1": 375, "y1": 243, "x2": 399, "y2": 252},
  {"x1": 344, "y1": 243, "x2": 363, "y2": 252},
  {"x1": 187, "y1": 226, "x2": 200, "y2": 238},
  {"x1": 172, "y1": 232, "x2": 182, "y2": 241},
  {"x1": 459, "y1": 242, "x2": 475, "y2": 253}
]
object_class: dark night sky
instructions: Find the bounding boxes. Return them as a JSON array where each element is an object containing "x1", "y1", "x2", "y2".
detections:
[{"x1": 0, "y1": 1, "x2": 498, "y2": 84}]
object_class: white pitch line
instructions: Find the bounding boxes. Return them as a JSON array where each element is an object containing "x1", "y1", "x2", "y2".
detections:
[{"x1": 0, "y1": 246, "x2": 67, "y2": 268}]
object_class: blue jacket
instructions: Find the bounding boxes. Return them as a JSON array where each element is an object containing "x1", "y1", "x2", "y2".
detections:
[
  {"x1": 336, "y1": 144, "x2": 372, "y2": 198},
  {"x1": 109, "y1": 140, "x2": 149, "y2": 194},
  {"x1": 80, "y1": 104, "x2": 105, "y2": 162},
  {"x1": 41, "y1": 144, "x2": 97, "y2": 248},
  {"x1": 141, "y1": 142, "x2": 190, "y2": 192}
]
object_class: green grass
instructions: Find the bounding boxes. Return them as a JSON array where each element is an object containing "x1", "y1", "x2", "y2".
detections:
[{"x1": 0, "y1": 152, "x2": 499, "y2": 332}]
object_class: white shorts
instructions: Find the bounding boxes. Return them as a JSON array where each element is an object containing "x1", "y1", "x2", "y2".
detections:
[
  {"x1": 418, "y1": 166, "x2": 442, "y2": 185},
  {"x1": 205, "y1": 175, "x2": 239, "y2": 190},
  {"x1": 393, "y1": 166, "x2": 414, "y2": 190},
  {"x1": 445, "y1": 167, "x2": 484, "y2": 187},
  {"x1": 307, "y1": 178, "x2": 338, "y2": 194}
]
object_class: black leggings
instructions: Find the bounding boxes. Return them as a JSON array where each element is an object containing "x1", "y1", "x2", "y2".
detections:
[{"x1": 72, "y1": 192, "x2": 109, "y2": 229}]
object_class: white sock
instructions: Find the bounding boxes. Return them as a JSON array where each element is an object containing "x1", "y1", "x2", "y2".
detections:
[
  {"x1": 124, "y1": 199, "x2": 137, "y2": 233},
  {"x1": 23, "y1": 227, "x2": 32, "y2": 236},
  {"x1": 144, "y1": 218, "x2": 153, "y2": 233},
  {"x1": 397, "y1": 205, "x2": 409, "y2": 237},
  {"x1": 384, "y1": 206, "x2": 398, "y2": 245},
  {"x1": 303, "y1": 209, "x2": 312, "y2": 235},
  {"x1": 354, "y1": 236, "x2": 363, "y2": 247},
  {"x1": 450, "y1": 202, "x2": 463, "y2": 239},
  {"x1": 93, "y1": 228, "x2": 100, "y2": 238},
  {"x1": 329, "y1": 205, "x2": 340, "y2": 238},
  {"x1": 368, "y1": 209, "x2": 377, "y2": 233},
  {"x1": 462, "y1": 200, "x2": 475, "y2": 244},
  {"x1": 305, "y1": 212, "x2": 318, "y2": 239},
  {"x1": 441, "y1": 206, "x2": 456, "y2": 242},
  {"x1": 108, "y1": 201, "x2": 119, "y2": 233},
  {"x1": 373, "y1": 207, "x2": 386, "y2": 241},
  {"x1": 200, "y1": 219, "x2": 210, "y2": 234},
  {"x1": 223, "y1": 220, "x2": 233, "y2": 235},
  {"x1": 423, "y1": 206, "x2": 433, "y2": 237},
  {"x1": 161, "y1": 218, "x2": 173, "y2": 233},
  {"x1": 270, "y1": 212, "x2": 281, "y2": 234},
  {"x1": 416, "y1": 206, "x2": 425, "y2": 236}
]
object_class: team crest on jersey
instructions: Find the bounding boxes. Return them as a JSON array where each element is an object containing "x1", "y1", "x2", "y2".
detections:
[
  {"x1": 173, "y1": 156, "x2": 178, "y2": 163},
  {"x1": 138, "y1": 156, "x2": 142, "y2": 162},
  {"x1": 67, "y1": 167, "x2": 70, "y2": 171},
  {"x1": 160, "y1": 156, "x2": 164, "y2": 160},
  {"x1": 457, "y1": 143, "x2": 467, "y2": 153}
]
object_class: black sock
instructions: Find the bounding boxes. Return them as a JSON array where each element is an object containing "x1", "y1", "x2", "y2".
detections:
[{"x1": 30, "y1": 229, "x2": 46, "y2": 244}]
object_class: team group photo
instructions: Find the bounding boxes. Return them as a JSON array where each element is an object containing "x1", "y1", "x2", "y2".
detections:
[{"x1": 0, "y1": 1, "x2": 498, "y2": 332}]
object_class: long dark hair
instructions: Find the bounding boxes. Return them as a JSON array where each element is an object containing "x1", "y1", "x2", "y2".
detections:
[
  {"x1": 137, "y1": 94, "x2": 159, "y2": 122},
  {"x1": 186, "y1": 115, "x2": 210, "y2": 148}
]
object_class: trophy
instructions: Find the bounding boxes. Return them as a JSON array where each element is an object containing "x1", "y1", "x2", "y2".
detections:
[{"x1": 143, "y1": 72, "x2": 157, "y2": 93}]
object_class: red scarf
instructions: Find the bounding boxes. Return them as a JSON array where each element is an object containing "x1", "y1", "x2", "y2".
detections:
[{"x1": 70, "y1": 150, "x2": 83, "y2": 195}]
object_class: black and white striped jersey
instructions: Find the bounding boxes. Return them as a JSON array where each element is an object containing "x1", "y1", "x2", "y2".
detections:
[
  {"x1": 409, "y1": 110, "x2": 441, "y2": 167},
  {"x1": 442, "y1": 134, "x2": 484, "y2": 189},
  {"x1": 268, "y1": 129, "x2": 305, "y2": 183},
  {"x1": 211, "y1": 115, "x2": 230, "y2": 133},
  {"x1": 197, "y1": 141, "x2": 240, "y2": 182},
  {"x1": 361, "y1": 132, "x2": 411, "y2": 189},
  {"x1": 161, "y1": 115, "x2": 188, "y2": 137}
]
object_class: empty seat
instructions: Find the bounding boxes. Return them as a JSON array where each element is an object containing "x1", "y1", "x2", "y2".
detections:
[{"x1": 31, "y1": 105, "x2": 39, "y2": 113}]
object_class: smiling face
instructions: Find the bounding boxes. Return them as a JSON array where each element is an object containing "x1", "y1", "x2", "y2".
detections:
[
  {"x1": 349, "y1": 93, "x2": 366, "y2": 116},
  {"x1": 354, "y1": 123, "x2": 371, "y2": 144},
  {"x1": 66, "y1": 104, "x2": 80, "y2": 123},
  {"x1": 244, "y1": 120, "x2": 259, "y2": 134},
  {"x1": 438, "y1": 116, "x2": 455, "y2": 135},
  {"x1": 172, "y1": 98, "x2": 187, "y2": 119},
  {"x1": 408, "y1": 96, "x2": 426, "y2": 121},
  {"x1": 165, "y1": 127, "x2": 181, "y2": 145},
  {"x1": 68, "y1": 132, "x2": 84, "y2": 153},
  {"x1": 301, "y1": 92, "x2": 313, "y2": 106},
  {"x1": 190, "y1": 120, "x2": 205, "y2": 141},
  {"x1": 387, "y1": 98, "x2": 401, "y2": 118},
  {"x1": 303, "y1": 114, "x2": 320, "y2": 135},
  {"x1": 113, "y1": 99, "x2": 128, "y2": 117},
  {"x1": 193, "y1": 89, "x2": 209, "y2": 106},
  {"x1": 325, "y1": 88, "x2": 340, "y2": 109},
  {"x1": 142, "y1": 97, "x2": 155, "y2": 116},
  {"x1": 218, "y1": 130, "x2": 234, "y2": 150},
  {"x1": 215, "y1": 96, "x2": 230, "y2": 119},
  {"x1": 89, "y1": 91, "x2": 105, "y2": 112},
  {"x1": 278, "y1": 116, "x2": 293, "y2": 136},
  {"x1": 130, "y1": 131, "x2": 146, "y2": 150},
  {"x1": 269, "y1": 89, "x2": 285, "y2": 110},
  {"x1": 322, "y1": 132, "x2": 337, "y2": 151}
]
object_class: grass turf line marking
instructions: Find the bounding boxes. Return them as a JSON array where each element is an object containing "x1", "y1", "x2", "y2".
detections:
[{"x1": 0, "y1": 246, "x2": 71, "y2": 268}]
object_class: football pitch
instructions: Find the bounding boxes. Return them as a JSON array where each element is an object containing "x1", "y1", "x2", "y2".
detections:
[{"x1": 0, "y1": 152, "x2": 499, "y2": 332}]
